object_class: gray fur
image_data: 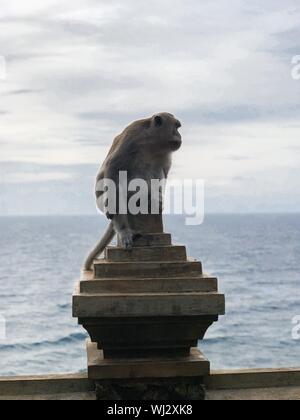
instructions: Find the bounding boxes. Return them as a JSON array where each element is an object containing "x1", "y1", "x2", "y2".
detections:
[{"x1": 83, "y1": 112, "x2": 182, "y2": 271}]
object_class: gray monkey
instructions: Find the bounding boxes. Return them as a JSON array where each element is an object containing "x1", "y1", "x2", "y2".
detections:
[{"x1": 83, "y1": 112, "x2": 182, "y2": 271}]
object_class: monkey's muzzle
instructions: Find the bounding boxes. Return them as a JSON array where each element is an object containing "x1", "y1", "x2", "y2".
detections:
[{"x1": 169, "y1": 138, "x2": 182, "y2": 151}]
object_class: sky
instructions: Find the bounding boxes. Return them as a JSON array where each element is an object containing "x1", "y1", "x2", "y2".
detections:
[{"x1": 0, "y1": 0, "x2": 300, "y2": 215}]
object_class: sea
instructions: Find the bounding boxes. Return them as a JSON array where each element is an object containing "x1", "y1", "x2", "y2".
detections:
[{"x1": 0, "y1": 214, "x2": 299, "y2": 376}]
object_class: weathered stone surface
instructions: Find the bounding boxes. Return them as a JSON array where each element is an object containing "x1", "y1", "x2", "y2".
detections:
[
  {"x1": 105, "y1": 245, "x2": 187, "y2": 262},
  {"x1": 73, "y1": 289, "x2": 225, "y2": 318},
  {"x1": 95, "y1": 378, "x2": 206, "y2": 401},
  {"x1": 206, "y1": 387, "x2": 300, "y2": 401},
  {"x1": 0, "y1": 392, "x2": 96, "y2": 401},
  {"x1": 132, "y1": 233, "x2": 172, "y2": 247},
  {"x1": 4, "y1": 386, "x2": 300, "y2": 401},
  {"x1": 87, "y1": 341, "x2": 210, "y2": 380},
  {"x1": 94, "y1": 260, "x2": 203, "y2": 278},
  {"x1": 79, "y1": 275, "x2": 218, "y2": 294}
]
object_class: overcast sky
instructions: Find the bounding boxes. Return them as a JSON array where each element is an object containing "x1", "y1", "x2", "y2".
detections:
[{"x1": 0, "y1": 0, "x2": 300, "y2": 215}]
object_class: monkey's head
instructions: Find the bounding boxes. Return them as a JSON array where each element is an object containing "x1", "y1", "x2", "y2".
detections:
[{"x1": 149, "y1": 112, "x2": 182, "y2": 152}]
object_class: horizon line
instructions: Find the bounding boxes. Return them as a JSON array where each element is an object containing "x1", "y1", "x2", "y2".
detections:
[{"x1": 0, "y1": 212, "x2": 299, "y2": 218}]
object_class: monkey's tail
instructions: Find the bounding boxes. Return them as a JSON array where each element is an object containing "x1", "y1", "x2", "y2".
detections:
[{"x1": 83, "y1": 221, "x2": 115, "y2": 271}]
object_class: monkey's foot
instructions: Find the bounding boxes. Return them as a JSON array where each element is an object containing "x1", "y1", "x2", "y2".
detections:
[
  {"x1": 120, "y1": 230, "x2": 143, "y2": 250},
  {"x1": 120, "y1": 230, "x2": 135, "y2": 250}
]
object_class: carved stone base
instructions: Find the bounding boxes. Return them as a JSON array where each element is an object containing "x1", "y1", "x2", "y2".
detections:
[
  {"x1": 95, "y1": 377, "x2": 206, "y2": 401},
  {"x1": 73, "y1": 227, "x2": 225, "y2": 401},
  {"x1": 87, "y1": 340, "x2": 209, "y2": 380}
]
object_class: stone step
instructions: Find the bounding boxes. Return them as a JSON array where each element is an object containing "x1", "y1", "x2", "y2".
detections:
[
  {"x1": 132, "y1": 233, "x2": 172, "y2": 247},
  {"x1": 87, "y1": 340, "x2": 210, "y2": 380},
  {"x1": 80, "y1": 275, "x2": 218, "y2": 294},
  {"x1": 93, "y1": 259, "x2": 203, "y2": 279},
  {"x1": 105, "y1": 245, "x2": 187, "y2": 262},
  {"x1": 73, "y1": 289, "x2": 225, "y2": 317}
]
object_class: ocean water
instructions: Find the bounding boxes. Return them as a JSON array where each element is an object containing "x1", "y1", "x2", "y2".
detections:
[{"x1": 0, "y1": 214, "x2": 299, "y2": 376}]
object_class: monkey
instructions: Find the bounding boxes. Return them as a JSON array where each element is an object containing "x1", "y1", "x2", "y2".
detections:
[{"x1": 83, "y1": 112, "x2": 182, "y2": 271}]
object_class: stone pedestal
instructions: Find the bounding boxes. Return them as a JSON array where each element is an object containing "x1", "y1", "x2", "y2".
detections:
[{"x1": 73, "y1": 219, "x2": 225, "y2": 400}]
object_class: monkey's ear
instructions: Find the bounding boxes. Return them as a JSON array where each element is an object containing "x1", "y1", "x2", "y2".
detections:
[{"x1": 154, "y1": 115, "x2": 163, "y2": 127}]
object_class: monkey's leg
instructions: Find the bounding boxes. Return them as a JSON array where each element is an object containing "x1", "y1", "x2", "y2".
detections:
[{"x1": 112, "y1": 214, "x2": 138, "y2": 249}]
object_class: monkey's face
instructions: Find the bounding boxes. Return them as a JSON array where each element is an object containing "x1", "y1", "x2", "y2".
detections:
[{"x1": 151, "y1": 113, "x2": 182, "y2": 152}]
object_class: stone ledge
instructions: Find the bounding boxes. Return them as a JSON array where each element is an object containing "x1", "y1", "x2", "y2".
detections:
[
  {"x1": 132, "y1": 233, "x2": 172, "y2": 247},
  {"x1": 0, "y1": 374, "x2": 94, "y2": 396},
  {"x1": 206, "y1": 386, "x2": 300, "y2": 401},
  {"x1": 1, "y1": 368, "x2": 300, "y2": 400},
  {"x1": 93, "y1": 260, "x2": 203, "y2": 278},
  {"x1": 79, "y1": 275, "x2": 218, "y2": 294},
  {"x1": 205, "y1": 368, "x2": 300, "y2": 390},
  {"x1": 105, "y1": 245, "x2": 187, "y2": 262},
  {"x1": 73, "y1": 290, "x2": 225, "y2": 317}
]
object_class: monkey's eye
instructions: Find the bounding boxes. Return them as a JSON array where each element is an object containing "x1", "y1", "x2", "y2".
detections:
[{"x1": 154, "y1": 116, "x2": 163, "y2": 127}]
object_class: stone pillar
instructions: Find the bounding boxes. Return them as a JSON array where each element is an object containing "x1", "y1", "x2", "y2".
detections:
[{"x1": 73, "y1": 215, "x2": 225, "y2": 400}]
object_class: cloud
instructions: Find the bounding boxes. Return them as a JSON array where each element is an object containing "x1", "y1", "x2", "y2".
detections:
[
  {"x1": 0, "y1": 161, "x2": 98, "y2": 215},
  {"x1": 0, "y1": 0, "x2": 300, "y2": 213},
  {"x1": 0, "y1": 161, "x2": 98, "y2": 177},
  {"x1": 225, "y1": 155, "x2": 255, "y2": 161},
  {"x1": 7, "y1": 89, "x2": 43, "y2": 95},
  {"x1": 5, "y1": 172, "x2": 73, "y2": 183}
]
